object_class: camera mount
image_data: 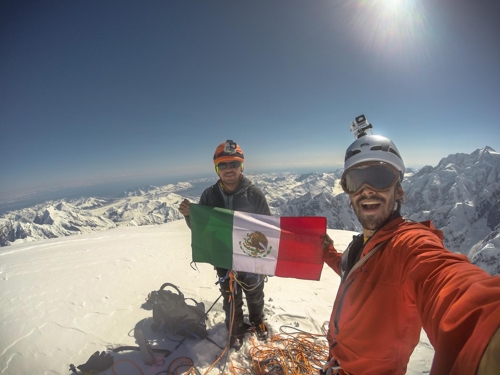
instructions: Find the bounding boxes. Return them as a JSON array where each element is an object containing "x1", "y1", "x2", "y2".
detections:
[{"x1": 350, "y1": 114, "x2": 373, "y2": 139}]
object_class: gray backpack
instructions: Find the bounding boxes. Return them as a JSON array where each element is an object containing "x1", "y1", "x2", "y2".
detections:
[{"x1": 146, "y1": 283, "x2": 207, "y2": 339}]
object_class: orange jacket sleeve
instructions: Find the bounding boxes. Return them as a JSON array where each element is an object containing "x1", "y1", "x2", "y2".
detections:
[
  {"x1": 322, "y1": 243, "x2": 342, "y2": 276},
  {"x1": 399, "y1": 229, "x2": 500, "y2": 374}
]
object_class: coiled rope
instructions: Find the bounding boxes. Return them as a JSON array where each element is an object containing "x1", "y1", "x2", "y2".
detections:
[
  {"x1": 248, "y1": 324, "x2": 329, "y2": 375},
  {"x1": 111, "y1": 272, "x2": 329, "y2": 375}
]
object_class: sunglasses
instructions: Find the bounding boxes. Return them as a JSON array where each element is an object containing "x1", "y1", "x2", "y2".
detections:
[
  {"x1": 341, "y1": 163, "x2": 399, "y2": 195},
  {"x1": 217, "y1": 161, "x2": 242, "y2": 171}
]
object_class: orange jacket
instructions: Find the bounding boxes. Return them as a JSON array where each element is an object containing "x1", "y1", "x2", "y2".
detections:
[{"x1": 323, "y1": 217, "x2": 500, "y2": 375}]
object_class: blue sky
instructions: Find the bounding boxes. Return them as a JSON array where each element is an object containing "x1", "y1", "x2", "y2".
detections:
[{"x1": 1, "y1": 0, "x2": 499, "y2": 197}]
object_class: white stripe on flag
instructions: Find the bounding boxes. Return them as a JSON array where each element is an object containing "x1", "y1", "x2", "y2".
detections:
[{"x1": 232, "y1": 212, "x2": 281, "y2": 275}]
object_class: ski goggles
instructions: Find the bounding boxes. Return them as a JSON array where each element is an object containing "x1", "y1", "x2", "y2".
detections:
[
  {"x1": 341, "y1": 162, "x2": 399, "y2": 195},
  {"x1": 216, "y1": 161, "x2": 242, "y2": 171}
]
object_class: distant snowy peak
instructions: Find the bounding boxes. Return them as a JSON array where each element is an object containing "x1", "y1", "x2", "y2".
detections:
[
  {"x1": 469, "y1": 228, "x2": 500, "y2": 276},
  {"x1": 68, "y1": 197, "x2": 112, "y2": 209},
  {"x1": 435, "y1": 146, "x2": 498, "y2": 169},
  {"x1": 402, "y1": 146, "x2": 500, "y2": 255},
  {"x1": 472, "y1": 146, "x2": 498, "y2": 158},
  {"x1": 1, "y1": 147, "x2": 499, "y2": 276},
  {"x1": 124, "y1": 182, "x2": 194, "y2": 197},
  {"x1": 101, "y1": 194, "x2": 185, "y2": 226},
  {"x1": 0, "y1": 201, "x2": 116, "y2": 246}
]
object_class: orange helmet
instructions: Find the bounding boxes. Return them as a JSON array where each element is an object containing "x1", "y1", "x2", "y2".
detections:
[{"x1": 213, "y1": 140, "x2": 244, "y2": 165}]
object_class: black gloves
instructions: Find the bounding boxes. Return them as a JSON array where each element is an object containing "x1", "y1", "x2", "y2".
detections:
[{"x1": 75, "y1": 351, "x2": 114, "y2": 373}]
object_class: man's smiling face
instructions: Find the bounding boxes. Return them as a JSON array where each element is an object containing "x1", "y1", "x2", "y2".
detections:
[
  {"x1": 350, "y1": 183, "x2": 404, "y2": 232},
  {"x1": 216, "y1": 161, "x2": 243, "y2": 190}
]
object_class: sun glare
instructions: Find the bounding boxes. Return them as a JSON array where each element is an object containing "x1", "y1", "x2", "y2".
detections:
[
  {"x1": 347, "y1": 0, "x2": 431, "y2": 66},
  {"x1": 381, "y1": 0, "x2": 409, "y2": 14}
]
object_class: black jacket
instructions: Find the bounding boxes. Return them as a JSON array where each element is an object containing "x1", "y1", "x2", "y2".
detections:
[{"x1": 185, "y1": 176, "x2": 270, "y2": 228}]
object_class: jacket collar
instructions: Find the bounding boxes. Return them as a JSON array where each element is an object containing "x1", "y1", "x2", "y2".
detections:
[{"x1": 362, "y1": 215, "x2": 444, "y2": 256}]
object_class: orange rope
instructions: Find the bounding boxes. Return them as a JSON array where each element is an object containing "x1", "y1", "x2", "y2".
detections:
[
  {"x1": 199, "y1": 274, "x2": 328, "y2": 375},
  {"x1": 202, "y1": 327, "x2": 328, "y2": 375},
  {"x1": 248, "y1": 330, "x2": 328, "y2": 375},
  {"x1": 168, "y1": 357, "x2": 197, "y2": 375},
  {"x1": 113, "y1": 274, "x2": 328, "y2": 375},
  {"x1": 203, "y1": 271, "x2": 236, "y2": 375}
]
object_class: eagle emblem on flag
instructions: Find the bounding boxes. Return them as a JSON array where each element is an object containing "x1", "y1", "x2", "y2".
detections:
[{"x1": 239, "y1": 231, "x2": 272, "y2": 258}]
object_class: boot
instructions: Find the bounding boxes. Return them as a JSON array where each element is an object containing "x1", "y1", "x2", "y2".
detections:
[{"x1": 252, "y1": 321, "x2": 268, "y2": 341}]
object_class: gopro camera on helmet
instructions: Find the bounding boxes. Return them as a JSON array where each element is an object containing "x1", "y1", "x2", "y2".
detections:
[
  {"x1": 224, "y1": 140, "x2": 238, "y2": 154},
  {"x1": 350, "y1": 114, "x2": 373, "y2": 139}
]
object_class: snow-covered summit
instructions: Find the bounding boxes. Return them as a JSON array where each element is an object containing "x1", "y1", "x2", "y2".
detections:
[
  {"x1": 1, "y1": 147, "x2": 499, "y2": 275},
  {"x1": 0, "y1": 222, "x2": 434, "y2": 374}
]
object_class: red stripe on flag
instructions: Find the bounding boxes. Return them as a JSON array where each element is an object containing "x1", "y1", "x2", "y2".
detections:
[{"x1": 275, "y1": 216, "x2": 326, "y2": 280}]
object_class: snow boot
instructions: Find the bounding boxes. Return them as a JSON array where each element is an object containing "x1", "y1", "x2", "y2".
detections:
[
  {"x1": 252, "y1": 321, "x2": 268, "y2": 341},
  {"x1": 229, "y1": 322, "x2": 252, "y2": 350}
]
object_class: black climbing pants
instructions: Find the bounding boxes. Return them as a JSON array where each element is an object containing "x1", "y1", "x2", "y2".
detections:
[{"x1": 216, "y1": 267, "x2": 265, "y2": 335}]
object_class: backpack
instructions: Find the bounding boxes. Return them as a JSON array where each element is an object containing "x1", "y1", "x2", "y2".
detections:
[{"x1": 146, "y1": 283, "x2": 207, "y2": 339}]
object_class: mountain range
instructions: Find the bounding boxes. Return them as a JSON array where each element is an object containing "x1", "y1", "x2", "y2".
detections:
[{"x1": 1, "y1": 147, "x2": 499, "y2": 275}]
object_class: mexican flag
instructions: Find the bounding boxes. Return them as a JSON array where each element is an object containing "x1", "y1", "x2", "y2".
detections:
[{"x1": 189, "y1": 204, "x2": 327, "y2": 281}]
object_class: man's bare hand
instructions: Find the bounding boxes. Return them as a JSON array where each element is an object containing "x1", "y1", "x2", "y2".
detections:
[
  {"x1": 321, "y1": 233, "x2": 334, "y2": 252},
  {"x1": 178, "y1": 199, "x2": 191, "y2": 217}
]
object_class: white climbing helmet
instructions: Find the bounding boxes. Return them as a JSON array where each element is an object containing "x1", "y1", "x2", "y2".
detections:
[{"x1": 343, "y1": 134, "x2": 405, "y2": 181}]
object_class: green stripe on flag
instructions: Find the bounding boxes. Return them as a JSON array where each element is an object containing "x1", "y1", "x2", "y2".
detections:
[{"x1": 190, "y1": 204, "x2": 234, "y2": 269}]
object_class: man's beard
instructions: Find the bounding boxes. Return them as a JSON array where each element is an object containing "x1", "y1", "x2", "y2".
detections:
[{"x1": 352, "y1": 194, "x2": 396, "y2": 231}]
